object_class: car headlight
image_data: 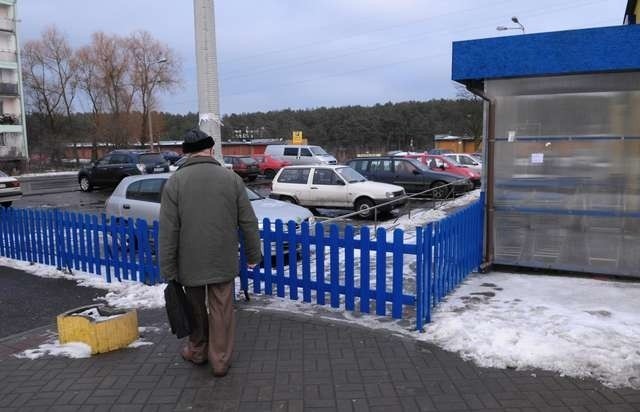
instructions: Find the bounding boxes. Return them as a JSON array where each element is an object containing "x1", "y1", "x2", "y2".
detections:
[
  {"x1": 136, "y1": 163, "x2": 146, "y2": 173},
  {"x1": 385, "y1": 192, "x2": 393, "y2": 198}
]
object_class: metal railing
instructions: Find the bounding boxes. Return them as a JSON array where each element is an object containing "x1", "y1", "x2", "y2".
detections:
[{"x1": 320, "y1": 178, "x2": 469, "y2": 228}]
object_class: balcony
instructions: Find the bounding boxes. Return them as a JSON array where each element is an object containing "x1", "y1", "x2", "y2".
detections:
[
  {"x1": 0, "y1": 82, "x2": 17, "y2": 95},
  {"x1": 0, "y1": 50, "x2": 15, "y2": 63},
  {"x1": 0, "y1": 18, "x2": 14, "y2": 33},
  {"x1": 0, "y1": 124, "x2": 21, "y2": 133},
  {"x1": 0, "y1": 113, "x2": 20, "y2": 132}
]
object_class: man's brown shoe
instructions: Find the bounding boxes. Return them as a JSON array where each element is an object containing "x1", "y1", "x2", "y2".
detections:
[
  {"x1": 213, "y1": 365, "x2": 229, "y2": 377},
  {"x1": 181, "y1": 345, "x2": 207, "y2": 365}
]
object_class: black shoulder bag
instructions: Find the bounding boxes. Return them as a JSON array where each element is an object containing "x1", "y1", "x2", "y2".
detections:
[{"x1": 164, "y1": 280, "x2": 192, "y2": 338}]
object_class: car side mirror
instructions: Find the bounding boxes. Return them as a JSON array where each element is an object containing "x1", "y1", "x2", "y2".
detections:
[
  {"x1": 336, "y1": 180, "x2": 345, "y2": 186},
  {"x1": 412, "y1": 169, "x2": 421, "y2": 175}
]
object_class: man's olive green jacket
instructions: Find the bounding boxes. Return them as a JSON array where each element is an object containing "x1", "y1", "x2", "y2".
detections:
[{"x1": 159, "y1": 156, "x2": 262, "y2": 286}]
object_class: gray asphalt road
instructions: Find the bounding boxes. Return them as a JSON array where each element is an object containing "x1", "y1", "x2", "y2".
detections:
[
  {"x1": 14, "y1": 189, "x2": 112, "y2": 215},
  {"x1": 0, "y1": 266, "x2": 106, "y2": 339}
]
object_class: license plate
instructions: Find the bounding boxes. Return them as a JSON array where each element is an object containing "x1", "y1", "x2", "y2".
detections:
[
  {"x1": 0, "y1": 184, "x2": 5, "y2": 188},
  {"x1": 153, "y1": 167, "x2": 163, "y2": 172}
]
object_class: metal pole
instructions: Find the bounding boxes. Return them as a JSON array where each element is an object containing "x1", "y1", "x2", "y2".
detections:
[
  {"x1": 193, "y1": 0, "x2": 223, "y2": 164},
  {"x1": 147, "y1": 109, "x2": 154, "y2": 151}
]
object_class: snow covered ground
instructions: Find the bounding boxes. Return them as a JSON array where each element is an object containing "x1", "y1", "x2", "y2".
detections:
[{"x1": 5, "y1": 256, "x2": 639, "y2": 389}]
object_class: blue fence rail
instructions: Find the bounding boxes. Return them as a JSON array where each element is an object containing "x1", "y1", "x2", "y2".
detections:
[{"x1": 0, "y1": 197, "x2": 484, "y2": 329}]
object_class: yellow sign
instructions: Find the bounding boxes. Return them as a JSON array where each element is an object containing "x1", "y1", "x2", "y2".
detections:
[{"x1": 292, "y1": 131, "x2": 303, "y2": 145}]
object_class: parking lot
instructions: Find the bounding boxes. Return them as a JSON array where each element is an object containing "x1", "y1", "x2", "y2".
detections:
[{"x1": 11, "y1": 174, "x2": 452, "y2": 229}]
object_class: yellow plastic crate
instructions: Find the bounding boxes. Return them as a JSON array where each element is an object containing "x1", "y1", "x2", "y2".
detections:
[{"x1": 57, "y1": 305, "x2": 138, "y2": 355}]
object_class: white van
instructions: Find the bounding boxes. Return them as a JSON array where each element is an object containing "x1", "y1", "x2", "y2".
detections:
[{"x1": 264, "y1": 145, "x2": 337, "y2": 165}]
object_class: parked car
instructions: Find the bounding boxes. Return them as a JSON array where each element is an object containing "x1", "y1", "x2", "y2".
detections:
[
  {"x1": 264, "y1": 145, "x2": 337, "y2": 165},
  {"x1": 428, "y1": 148, "x2": 453, "y2": 155},
  {"x1": 252, "y1": 154, "x2": 291, "y2": 179},
  {"x1": 105, "y1": 173, "x2": 314, "y2": 232},
  {"x1": 161, "y1": 151, "x2": 181, "y2": 165},
  {"x1": 0, "y1": 171, "x2": 21, "y2": 207},
  {"x1": 224, "y1": 155, "x2": 260, "y2": 181},
  {"x1": 78, "y1": 150, "x2": 169, "y2": 192},
  {"x1": 408, "y1": 154, "x2": 481, "y2": 188},
  {"x1": 347, "y1": 156, "x2": 473, "y2": 198},
  {"x1": 170, "y1": 156, "x2": 233, "y2": 172},
  {"x1": 270, "y1": 165, "x2": 406, "y2": 218},
  {"x1": 444, "y1": 153, "x2": 482, "y2": 172}
]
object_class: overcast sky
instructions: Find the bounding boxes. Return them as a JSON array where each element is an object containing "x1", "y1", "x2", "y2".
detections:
[{"x1": 20, "y1": 0, "x2": 624, "y2": 115}]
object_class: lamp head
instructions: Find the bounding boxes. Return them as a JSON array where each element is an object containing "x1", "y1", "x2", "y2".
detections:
[
  {"x1": 496, "y1": 26, "x2": 508, "y2": 31},
  {"x1": 511, "y1": 16, "x2": 520, "y2": 23}
]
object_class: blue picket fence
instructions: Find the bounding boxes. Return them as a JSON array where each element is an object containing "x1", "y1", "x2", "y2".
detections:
[
  {"x1": 0, "y1": 207, "x2": 161, "y2": 284},
  {"x1": 0, "y1": 196, "x2": 484, "y2": 329},
  {"x1": 238, "y1": 219, "x2": 419, "y2": 319},
  {"x1": 415, "y1": 195, "x2": 485, "y2": 330}
]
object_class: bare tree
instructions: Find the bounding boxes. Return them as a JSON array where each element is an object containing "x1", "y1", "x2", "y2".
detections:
[
  {"x1": 127, "y1": 30, "x2": 181, "y2": 148},
  {"x1": 22, "y1": 26, "x2": 78, "y2": 163},
  {"x1": 76, "y1": 45, "x2": 105, "y2": 160},
  {"x1": 90, "y1": 32, "x2": 134, "y2": 148}
]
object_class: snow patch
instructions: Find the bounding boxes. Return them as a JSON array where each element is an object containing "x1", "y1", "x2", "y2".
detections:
[
  {"x1": 128, "y1": 339, "x2": 154, "y2": 348},
  {"x1": 14, "y1": 340, "x2": 92, "y2": 359}
]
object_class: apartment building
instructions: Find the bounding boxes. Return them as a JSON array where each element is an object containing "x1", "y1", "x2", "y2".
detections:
[{"x1": 0, "y1": 0, "x2": 26, "y2": 172}]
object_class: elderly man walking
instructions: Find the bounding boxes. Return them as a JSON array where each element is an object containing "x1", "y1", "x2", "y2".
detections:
[{"x1": 159, "y1": 129, "x2": 262, "y2": 377}]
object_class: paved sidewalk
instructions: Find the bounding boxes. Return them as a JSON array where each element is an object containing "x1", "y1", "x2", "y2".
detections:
[{"x1": 1, "y1": 306, "x2": 639, "y2": 412}]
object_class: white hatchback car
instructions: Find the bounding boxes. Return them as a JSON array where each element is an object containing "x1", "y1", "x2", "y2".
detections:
[
  {"x1": 270, "y1": 165, "x2": 406, "y2": 218},
  {"x1": 444, "y1": 153, "x2": 482, "y2": 172}
]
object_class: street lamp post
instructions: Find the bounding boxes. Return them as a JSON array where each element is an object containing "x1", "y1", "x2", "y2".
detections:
[
  {"x1": 148, "y1": 58, "x2": 167, "y2": 152},
  {"x1": 496, "y1": 16, "x2": 525, "y2": 34}
]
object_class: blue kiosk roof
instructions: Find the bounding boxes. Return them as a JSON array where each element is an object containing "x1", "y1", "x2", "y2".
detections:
[{"x1": 452, "y1": 25, "x2": 640, "y2": 85}]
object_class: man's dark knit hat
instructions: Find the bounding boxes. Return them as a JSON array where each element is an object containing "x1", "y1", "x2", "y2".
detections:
[{"x1": 182, "y1": 129, "x2": 214, "y2": 154}]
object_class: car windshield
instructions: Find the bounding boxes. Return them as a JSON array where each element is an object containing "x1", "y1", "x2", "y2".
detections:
[
  {"x1": 246, "y1": 187, "x2": 262, "y2": 201},
  {"x1": 138, "y1": 153, "x2": 165, "y2": 164},
  {"x1": 310, "y1": 147, "x2": 328, "y2": 155},
  {"x1": 336, "y1": 166, "x2": 366, "y2": 183},
  {"x1": 407, "y1": 158, "x2": 429, "y2": 171}
]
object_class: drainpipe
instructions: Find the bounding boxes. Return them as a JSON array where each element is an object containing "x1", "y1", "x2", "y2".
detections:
[{"x1": 466, "y1": 84, "x2": 494, "y2": 272}]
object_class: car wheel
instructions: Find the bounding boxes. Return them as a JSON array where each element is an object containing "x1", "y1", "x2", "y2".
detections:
[
  {"x1": 264, "y1": 169, "x2": 276, "y2": 179},
  {"x1": 79, "y1": 176, "x2": 93, "y2": 192},
  {"x1": 430, "y1": 181, "x2": 449, "y2": 199},
  {"x1": 1, "y1": 201, "x2": 11, "y2": 208},
  {"x1": 355, "y1": 197, "x2": 375, "y2": 219}
]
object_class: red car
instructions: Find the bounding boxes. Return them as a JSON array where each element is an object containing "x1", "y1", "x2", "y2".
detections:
[
  {"x1": 252, "y1": 154, "x2": 290, "y2": 179},
  {"x1": 406, "y1": 153, "x2": 481, "y2": 188}
]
